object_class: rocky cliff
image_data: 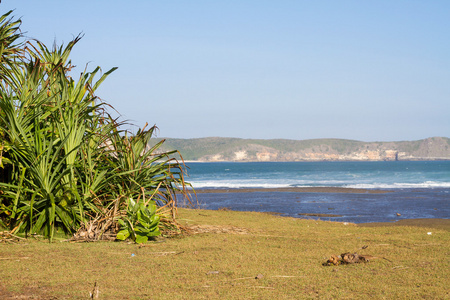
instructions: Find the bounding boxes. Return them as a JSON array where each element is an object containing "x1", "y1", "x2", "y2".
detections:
[{"x1": 152, "y1": 137, "x2": 450, "y2": 162}]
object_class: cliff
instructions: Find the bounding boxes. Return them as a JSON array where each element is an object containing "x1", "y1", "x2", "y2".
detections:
[{"x1": 150, "y1": 137, "x2": 450, "y2": 162}]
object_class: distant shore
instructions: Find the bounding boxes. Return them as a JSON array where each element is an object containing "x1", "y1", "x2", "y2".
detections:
[
  {"x1": 184, "y1": 159, "x2": 450, "y2": 163},
  {"x1": 161, "y1": 136, "x2": 450, "y2": 162},
  {"x1": 192, "y1": 186, "x2": 391, "y2": 194}
]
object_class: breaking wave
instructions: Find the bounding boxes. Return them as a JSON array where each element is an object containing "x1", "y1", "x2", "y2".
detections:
[
  {"x1": 346, "y1": 181, "x2": 450, "y2": 189},
  {"x1": 190, "y1": 180, "x2": 450, "y2": 190},
  {"x1": 186, "y1": 161, "x2": 450, "y2": 190}
]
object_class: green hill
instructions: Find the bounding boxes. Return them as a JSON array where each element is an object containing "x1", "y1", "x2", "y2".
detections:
[{"x1": 150, "y1": 137, "x2": 450, "y2": 162}]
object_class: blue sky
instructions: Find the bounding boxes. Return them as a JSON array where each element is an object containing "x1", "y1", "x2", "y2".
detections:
[{"x1": 2, "y1": 1, "x2": 449, "y2": 141}]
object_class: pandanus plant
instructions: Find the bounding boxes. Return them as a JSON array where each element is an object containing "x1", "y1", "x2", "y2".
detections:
[{"x1": 0, "y1": 10, "x2": 190, "y2": 242}]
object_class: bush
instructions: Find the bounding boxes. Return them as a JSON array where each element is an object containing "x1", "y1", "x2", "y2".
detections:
[{"x1": 0, "y1": 10, "x2": 189, "y2": 242}]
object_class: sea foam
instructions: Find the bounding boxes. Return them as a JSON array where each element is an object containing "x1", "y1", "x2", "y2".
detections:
[{"x1": 346, "y1": 181, "x2": 450, "y2": 189}]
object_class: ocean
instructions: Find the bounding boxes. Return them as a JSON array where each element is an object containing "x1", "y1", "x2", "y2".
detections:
[{"x1": 181, "y1": 161, "x2": 450, "y2": 223}]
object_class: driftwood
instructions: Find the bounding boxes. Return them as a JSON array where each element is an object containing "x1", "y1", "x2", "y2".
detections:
[
  {"x1": 0, "y1": 231, "x2": 26, "y2": 244},
  {"x1": 70, "y1": 218, "x2": 117, "y2": 242},
  {"x1": 323, "y1": 252, "x2": 390, "y2": 266},
  {"x1": 89, "y1": 281, "x2": 99, "y2": 299}
]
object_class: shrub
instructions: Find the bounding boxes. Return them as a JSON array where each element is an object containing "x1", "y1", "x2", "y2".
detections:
[{"x1": 0, "y1": 10, "x2": 189, "y2": 242}]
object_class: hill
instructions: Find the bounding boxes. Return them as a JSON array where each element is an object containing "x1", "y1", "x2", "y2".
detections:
[{"x1": 150, "y1": 136, "x2": 450, "y2": 162}]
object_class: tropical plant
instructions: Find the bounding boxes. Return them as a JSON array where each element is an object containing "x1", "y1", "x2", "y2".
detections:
[
  {"x1": 116, "y1": 196, "x2": 160, "y2": 244},
  {"x1": 0, "y1": 10, "x2": 190, "y2": 242}
]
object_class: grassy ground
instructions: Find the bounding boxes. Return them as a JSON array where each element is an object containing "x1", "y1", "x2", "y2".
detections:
[{"x1": 0, "y1": 208, "x2": 449, "y2": 299}]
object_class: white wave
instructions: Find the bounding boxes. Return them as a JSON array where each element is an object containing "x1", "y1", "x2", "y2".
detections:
[
  {"x1": 189, "y1": 179, "x2": 450, "y2": 190},
  {"x1": 190, "y1": 181, "x2": 293, "y2": 189},
  {"x1": 346, "y1": 181, "x2": 450, "y2": 189}
]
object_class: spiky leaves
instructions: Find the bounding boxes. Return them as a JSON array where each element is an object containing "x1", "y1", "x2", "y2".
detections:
[
  {"x1": 0, "y1": 10, "x2": 23, "y2": 86},
  {"x1": 0, "y1": 11, "x2": 189, "y2": 242}
]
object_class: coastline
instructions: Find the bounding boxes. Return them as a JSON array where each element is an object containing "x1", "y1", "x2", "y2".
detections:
[
  {"x1": 186, "y1": 186, "x2": 449, "y2": 228},
  {"x1": 191, "y1": 186, "x2": 391, "y2": 194},
  {"x1": 185, "y1": 158, "x2": 450, "y2": 163}
]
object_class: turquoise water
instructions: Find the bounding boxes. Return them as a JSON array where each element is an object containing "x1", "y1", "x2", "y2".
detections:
[
  {"x1": 183, "y1": 161, "x2": 450, "y2": 223},
  {"x1": 186, "y1": 161, "x2": 450, "y2": 189}
]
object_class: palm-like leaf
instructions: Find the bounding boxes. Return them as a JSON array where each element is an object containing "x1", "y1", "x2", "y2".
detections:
[{"x1": 0, "y1": 11, "x2": 190, "y2": 242}]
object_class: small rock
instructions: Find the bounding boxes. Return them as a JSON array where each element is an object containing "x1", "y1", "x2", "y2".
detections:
[{"x1": 207, "y1": 271, "x2": 220, "y2": 275}]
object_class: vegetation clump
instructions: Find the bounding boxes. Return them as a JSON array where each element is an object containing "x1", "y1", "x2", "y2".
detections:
[{"x1": 0, "y1": 11, "x2": 189, "y2": 242}]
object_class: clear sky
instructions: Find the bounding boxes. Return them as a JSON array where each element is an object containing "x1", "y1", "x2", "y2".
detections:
[{"x1": 2, "y1": 1, "x2": 449, "y2": 141}]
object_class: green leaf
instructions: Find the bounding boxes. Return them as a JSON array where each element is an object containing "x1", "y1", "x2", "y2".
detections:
[
  {"x1": 117, "y1": 218, "x2": 127, "y2": 228},
  {"x1": 135, "y1": 234, "x2": 148, "y2": 244},
  {"x1": 116, "y1": 229, "x2": 130, "y2": 241}
]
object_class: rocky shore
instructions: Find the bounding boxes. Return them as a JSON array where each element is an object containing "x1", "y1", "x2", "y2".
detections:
[{"x1": 154, "y1": 136, "x2": 450, "y2": 162}]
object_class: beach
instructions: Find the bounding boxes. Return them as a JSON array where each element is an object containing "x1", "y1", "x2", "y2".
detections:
[
  {"x1": 183, "y1": 161, "x2": 450, "y2": 224},
  {"x1": 185, "y1": 186, "x2": 449, "y2": 225}
]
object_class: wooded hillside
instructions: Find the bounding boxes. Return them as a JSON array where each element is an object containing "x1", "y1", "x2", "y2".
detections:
[{"x1": 150, "y1": 137, "x2": 450, "y2": 162}]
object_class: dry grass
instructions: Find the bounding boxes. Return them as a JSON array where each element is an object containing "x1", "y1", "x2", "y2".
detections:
[{"x1": 0, "y1": 208, "x2": 449, "y2": 299}]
